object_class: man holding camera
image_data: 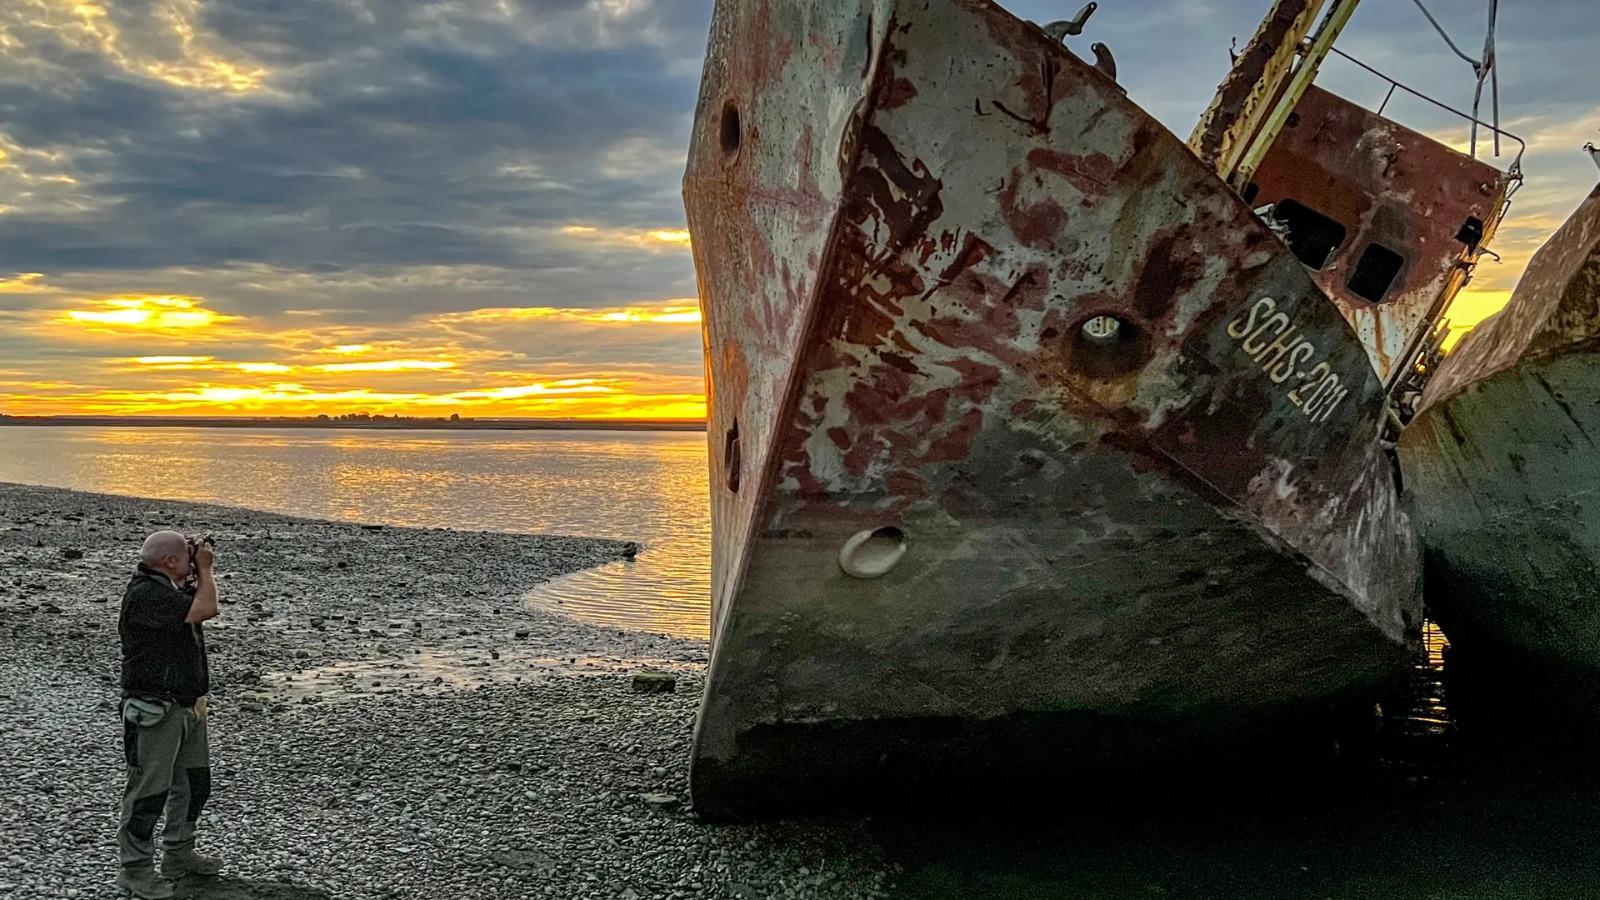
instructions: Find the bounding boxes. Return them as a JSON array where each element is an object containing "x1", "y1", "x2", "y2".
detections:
[{"x1": 115, "y1": 531, "x2": 224, "y2": 898}]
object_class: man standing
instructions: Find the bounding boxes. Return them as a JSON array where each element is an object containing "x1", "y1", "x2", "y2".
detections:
[{"x1": 116, "y1": 531, "x2": 223, "y2": 899}]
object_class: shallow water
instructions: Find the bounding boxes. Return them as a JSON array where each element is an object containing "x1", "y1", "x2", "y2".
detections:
[
  {"x1": 271, "y1": 649, "x2": 701, "y2": 703},
  {"x1": 0, "y1": 425, "x2": 712, "y2": 636}
]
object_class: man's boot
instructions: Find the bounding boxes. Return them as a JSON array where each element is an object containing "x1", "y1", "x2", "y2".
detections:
[
  {"x1": 115, "y1": 865, "x2": 175, "y2": 899},
  {"x1": 160, "y1": 847, "x2": 224, "y2": 878}
]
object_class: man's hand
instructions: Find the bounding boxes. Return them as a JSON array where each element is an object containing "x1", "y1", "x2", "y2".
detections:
[{"x1": 186, "y1": 540, "x2": 220, "y2": 623}]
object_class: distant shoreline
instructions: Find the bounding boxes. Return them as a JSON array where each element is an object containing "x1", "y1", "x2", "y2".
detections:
[{"x1": 0, "y1": 415, "x2": 705, "y2": 433}]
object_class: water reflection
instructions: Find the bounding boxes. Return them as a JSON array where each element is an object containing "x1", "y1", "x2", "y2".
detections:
[
  {"x1": 269, "y1": 648, "x2": 700, "y2": 703},
  {"x1": 0, "y1": 426, "x2": 711, "y2": 636}
]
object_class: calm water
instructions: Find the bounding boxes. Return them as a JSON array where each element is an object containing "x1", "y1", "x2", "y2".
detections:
[{"x1": 0, "y1": 426, "x2": 712, "y2": 637}]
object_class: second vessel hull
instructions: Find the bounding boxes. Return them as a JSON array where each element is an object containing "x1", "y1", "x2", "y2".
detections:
[{"x1": 1400, "y1": 184, "x2": 1600, "y2": 680}]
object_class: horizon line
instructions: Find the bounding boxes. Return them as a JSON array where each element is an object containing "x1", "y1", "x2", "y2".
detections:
[{"x1": 0, "y1": 413, "x2": 707, "y2": 432}]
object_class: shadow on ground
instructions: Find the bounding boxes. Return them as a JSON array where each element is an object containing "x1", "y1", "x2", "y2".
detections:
[
  {"x1": 878, "y1": 637, "x2": 1600, "y2": 899},
  {"x1": 878, "y1": 755, "x2": 1600, "y2": 899},
  {"x1": 172, "y1": 876, "x2": 333, "y2": 900}
]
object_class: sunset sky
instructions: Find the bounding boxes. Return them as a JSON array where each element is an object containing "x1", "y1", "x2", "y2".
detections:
[{"x1": 0, "y1": 0, "x2": 1594, "y2": 419}]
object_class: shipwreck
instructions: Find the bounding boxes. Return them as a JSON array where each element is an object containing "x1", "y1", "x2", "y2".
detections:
[
  {"x1": 682, "y1": 0, "x2": 1514, "y2": 817},
  {"x1": 1399, "y1": 180, "x2": 1600, "y2": 686}
]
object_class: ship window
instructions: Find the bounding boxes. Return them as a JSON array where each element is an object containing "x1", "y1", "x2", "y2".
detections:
[
  {"x1": 1271, "y1": 199, "x2": 1346, "y2": 270},
  {"x1": 1347, "y1": 243, "x2": 1405, "y2": 303},
  {"x1": 1456, "y1": 216, "x2": 1485, "y2": 251},
  {"x1": 1241, "y1": 182, "x2": 1261, "y2": 205}
]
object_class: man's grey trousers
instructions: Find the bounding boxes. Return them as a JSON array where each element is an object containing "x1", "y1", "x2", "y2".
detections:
[{"x1": 118, "y1": 702, "x2": 211, "y2": 868}]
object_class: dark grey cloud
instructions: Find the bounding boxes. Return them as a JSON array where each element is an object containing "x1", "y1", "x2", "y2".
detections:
[{"x1": 0, "y1": 0, "x2": 708, "y2": 294}]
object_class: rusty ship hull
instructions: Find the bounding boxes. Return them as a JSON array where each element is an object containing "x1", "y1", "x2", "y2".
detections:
[
  {"x1": 1399, "y1": 184, "x2": 1600, "y2": 681},
  {"x1": 683, "y1": 0, "x2": 1420, "y2": 818}
]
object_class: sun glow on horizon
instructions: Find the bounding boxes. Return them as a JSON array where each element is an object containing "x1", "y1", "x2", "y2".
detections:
[
  {"x1": 1441, "y1": 288, "x2": 1515, "y2": 351},
  {"x1": 7, "y1": 294, "x2": 708, "y2": 420}
]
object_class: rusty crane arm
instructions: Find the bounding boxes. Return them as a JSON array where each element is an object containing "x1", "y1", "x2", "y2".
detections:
[
  {"x1": 1187, "y1": 0, "x2": 1323, "y2": 183},
  {"x1": 1189, "y1": 0, "x2": 1363, "y2": 190}
]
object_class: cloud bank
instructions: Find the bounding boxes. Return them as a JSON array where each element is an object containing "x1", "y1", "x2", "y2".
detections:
[{"x1": 0, "y1": 0, "x2": 1592, "y2": 415}]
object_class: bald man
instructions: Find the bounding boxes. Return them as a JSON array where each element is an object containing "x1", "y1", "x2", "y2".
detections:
[{"x1": 115, "y1": 531, "x2": 222, "y2": 899}]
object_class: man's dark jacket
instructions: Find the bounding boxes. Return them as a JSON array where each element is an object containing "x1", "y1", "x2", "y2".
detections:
[{"x1": 120, "y1": 563, "x2": 209, "y2": 706}]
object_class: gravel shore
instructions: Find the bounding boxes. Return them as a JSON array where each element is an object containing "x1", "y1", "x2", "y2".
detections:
[{"x1": 0, "y1": 483, "x2": 894, "y2": 899}]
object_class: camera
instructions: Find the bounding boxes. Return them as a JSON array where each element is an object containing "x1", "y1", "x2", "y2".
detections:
[{"x1": 185, "y1": 534, "x2": 216, "y2": 580}]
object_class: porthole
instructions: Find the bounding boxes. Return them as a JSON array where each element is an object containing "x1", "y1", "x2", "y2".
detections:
[
  {"x1": 723, "y1": 419, "x2": 741, "y2": 493},
  {"x1": 1067, "y1": 312, "x2": 1149, "y2": 377},
  {"x1": 1080, "y1": 315, "x2": 1123, "y2": 344},
  {"x1": 719, "y1": 101, "x2": 742, "y2": 161}
]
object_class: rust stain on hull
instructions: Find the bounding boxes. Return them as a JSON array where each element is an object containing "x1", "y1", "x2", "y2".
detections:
[{"x1": 684, "y1": 0, "x2": 1420, "y2": 819}]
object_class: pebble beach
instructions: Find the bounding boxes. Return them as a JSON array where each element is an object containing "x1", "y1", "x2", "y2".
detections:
[{"x1": 0, "y1": 483, "x2": 894, "y2": 899}]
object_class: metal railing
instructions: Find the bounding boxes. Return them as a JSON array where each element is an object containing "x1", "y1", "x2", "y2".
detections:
[{"x1": 1327, "y1": 46, "x2": 1526, "y2": 177}]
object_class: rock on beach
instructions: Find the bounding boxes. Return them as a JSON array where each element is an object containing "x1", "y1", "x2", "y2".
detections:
[
  {"x1": 0, "y1": 483, "x2": 895, "y2": 899},
  {"x1": 633, "y1": 671, "x2": 678, "y2": 694}
]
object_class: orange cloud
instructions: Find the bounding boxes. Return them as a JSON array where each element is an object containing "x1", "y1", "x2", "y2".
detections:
[
  {"x1": 558, "y1": 225, "x2": 694, "y2": 251},
  {"x1": 310, "y1": 359, "x2": 458, "y2": 373},
  {"x1": 41, "y1": 0, "x2": 271, "y2": 94},
  {"x1": 132, "y1": 355, "x2": 212, "y2": 366},
  {"x1": 63, "y1": 294, "x2": 232, "y2": 331},
  {"x1": 438, "y1": 302, "x2": 701, "y2": 326},
  {"x1": 441, "y1": 378, "x2": 615, "y2": 401},
  {"x1": 0, "y1": 273, "x2": 49, "y2": 293}
]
